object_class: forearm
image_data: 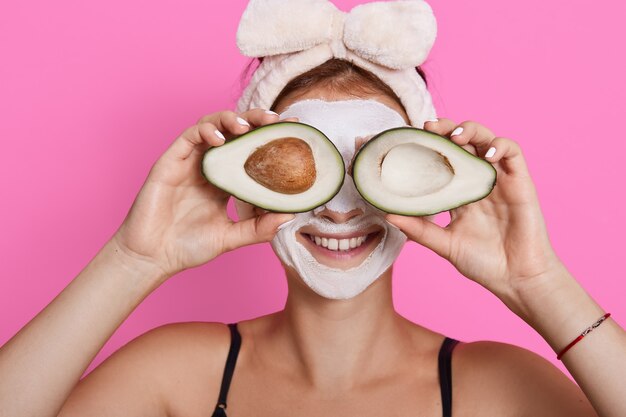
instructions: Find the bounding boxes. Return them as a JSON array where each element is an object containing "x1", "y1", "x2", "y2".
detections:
[
  {"x1": 0, "y1": 237, "x2": 167, "y2": 417},
  {"x1": 506, "y1": 264, "x2": 626, "y2": 417}
]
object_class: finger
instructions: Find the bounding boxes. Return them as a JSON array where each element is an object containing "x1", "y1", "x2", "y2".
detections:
[
  {"x1": 162, "y1": 124, "x2": 213, "y2": 161},
  {"x1": 197, "y1": 110, "x2": 250, "y2": 138},
  {"x1": 460, "y1": 143, "x2": 478, "y2": 156},
  {"x1": 483, "y1": 137, "x2": 530, "y2": 176},
  {"x1": 254, "y1": 206, "x2": 270, "y2": 216},
  {"x1": 386, "y1": 213, "x2": 452, "y2": 259},
  {"x1": 447, "y1": 121, "x2": 496, "y2": 155},
  {"x1": 240, "y1": 109, "x2": 298, "y2": 126},
  {"x1": 222, "y1": 212, "x2": 296, "y2": 252},
  {"x1": 423, "y1": 117, "x2": 457, "y2": 136},
  {"x1": 198, "y1": 121, "x2": 226, "y2": 146},
  {"x1": 219, "y1": 110, "x2": 252, "y2": 137},
  {"x1": 424, "y1": 119, "x2": 478, "y2": 155},
  {"x1": 200, "y1": 110, "x2": 300, "y2": 137},
  {"x1": 239, "y1": 108, "x2": 281, "y2": 128}
]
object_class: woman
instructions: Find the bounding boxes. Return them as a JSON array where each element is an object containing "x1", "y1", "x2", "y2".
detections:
[{"x1": 0, "y1": 1, "x2": 623, "y2": 416}]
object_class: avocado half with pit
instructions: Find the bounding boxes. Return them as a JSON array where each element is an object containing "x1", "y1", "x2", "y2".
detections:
[
  {"x1": 352, "y1": 127, "x2": 497, "y2": 216},
  {"x1": 201, "y1": 122, "x2": 344, "y2": 213}
]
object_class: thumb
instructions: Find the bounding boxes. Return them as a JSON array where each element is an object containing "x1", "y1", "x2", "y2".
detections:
[
  {"x1": 386, "y1": 214, "x2": 452, "y2": 259},
  {"x1": 222, "y1": 212, "x2": 296, "y2": 252}
]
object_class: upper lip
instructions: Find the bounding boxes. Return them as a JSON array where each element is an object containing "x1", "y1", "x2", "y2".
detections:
[{"x1": 299, "y1": 226, "x2": 383, "y2": 240}]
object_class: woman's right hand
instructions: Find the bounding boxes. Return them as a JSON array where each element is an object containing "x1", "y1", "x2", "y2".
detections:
[{"x1": 112, "y1": 108, "x2": 296, "y2": 282}]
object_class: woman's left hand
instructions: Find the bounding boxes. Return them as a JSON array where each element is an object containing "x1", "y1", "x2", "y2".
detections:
[{"x1": 385, "y1": 118, "x2": 564, "y2": 308}]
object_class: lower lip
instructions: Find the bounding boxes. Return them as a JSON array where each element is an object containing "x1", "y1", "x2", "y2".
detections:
[{"x1": 301, "y1": 232, "x2": 381, "y2": 260}]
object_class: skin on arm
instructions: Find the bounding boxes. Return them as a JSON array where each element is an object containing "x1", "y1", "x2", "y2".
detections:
[
  {"x1": 0, "y1": 239, "x2": 165, "y2": 417},
  {"x1": 58, "y1": 322, "x2": 231, "y2": 417},
  {"x1": 513, "y1": 267, "x2": 626, "y2": 417},
  {"x1": 456, "y1": 341, "x2": 600, "y2": 417}
]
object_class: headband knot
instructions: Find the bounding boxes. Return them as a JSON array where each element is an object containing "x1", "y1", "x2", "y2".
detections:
[
  {"x1": 235, "y1": 0, "x2": 439, "y2": 127},
  {"x1": 236, "y1": 0, "x2": 437, "y2": 70},
  {"x1": 329, "y1": 9, "x2": 347, "y2": 59}
]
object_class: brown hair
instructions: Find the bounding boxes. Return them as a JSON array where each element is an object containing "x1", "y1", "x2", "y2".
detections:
[{"x1": 241, "y1": 58, "x2": 428, "y2": 112}]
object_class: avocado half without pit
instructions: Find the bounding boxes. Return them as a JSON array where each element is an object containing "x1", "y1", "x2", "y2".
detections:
[
  {"x1": 352, "y1": 127, "x2": 497, "y2": 216},
  {"x1": 201, "y1": 122, "x2": 345, "y2": 213}
]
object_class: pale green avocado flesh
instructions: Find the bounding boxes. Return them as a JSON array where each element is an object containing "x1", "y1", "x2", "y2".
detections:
[
  {"x1": 352, "y1": 127, "x2": 497, "y2": 216},
  {"x1": 201, "y1": 122, "x2": 345, "y2": 213}
]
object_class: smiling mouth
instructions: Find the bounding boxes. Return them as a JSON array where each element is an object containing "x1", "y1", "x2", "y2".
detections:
[
  {"x1": 298, "y1": 228, "x2": 383, "y2": 261},
  {"x1": 303, "y1": 232, "x2": 377, "y2": 250}
]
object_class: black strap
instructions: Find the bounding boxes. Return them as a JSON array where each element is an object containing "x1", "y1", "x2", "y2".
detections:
[
  {"x1": 212, "y1": 327, "x2": 458, "y2": 417},
  {"x1": 438, "y1": 336, "x2": 460, "y2": 417},
  {"x1": 212, "y1": 322, "x2": 241, "y2": 417}
]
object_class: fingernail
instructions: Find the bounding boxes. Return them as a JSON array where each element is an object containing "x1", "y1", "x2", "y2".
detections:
[
  {"x1": 265, "y1": 110, "x2": 278, "y2": 116},
  {"x1": 236, "y1": 117, "x2": 250, "y2": 127},
  {"x1": 451, "y1": 127, "x2": 464, "y2": 137},
  {"x1": 485, "y1": 147, "x2": 496, "y2": 158},
  {"x1": 425, "y1": 118, "x2": 439, "y2": 123},
  {"x1": 214, "y1": 129, "x2": 225, "y2": 141}
]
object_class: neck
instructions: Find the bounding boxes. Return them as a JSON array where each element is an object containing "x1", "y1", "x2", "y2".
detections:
[{"x1": 268, "y1": 266, "x2": 410, "y2": 391}]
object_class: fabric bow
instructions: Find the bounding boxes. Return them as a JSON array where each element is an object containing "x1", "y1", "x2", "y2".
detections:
[{"x1": 236, "y1": 0, "x2": 437, "y2": 70}]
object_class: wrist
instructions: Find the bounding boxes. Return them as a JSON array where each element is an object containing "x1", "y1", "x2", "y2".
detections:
[
  {"x1": 504, "y1": 261, "x2": 570, "y2": 322},
  {"x1": 502, "y1": 263, "x2": 606, "y2": 353},
  {"x1": 104, "y1": 236, "x2": 171, "y2": 288}
]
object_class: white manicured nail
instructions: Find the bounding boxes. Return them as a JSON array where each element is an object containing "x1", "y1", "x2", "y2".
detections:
[
  {"x1": 214, "y1": 130, "x2": 225, "y2": 141},
  {"x1": 451, "y1": 127, "x2": 464, "y2": 137},
  {"x1": 425, "y1": 118, "x2": 439, "y2": 123},
  {"x1": 485, "y1": 147, "x2": 496, "y2": 158},
  {"x1": 265, "y1": 110, "x2": 278, "y2": 116},
  {"x1": 236, "y1": 117, "x2": 250, "y2": 127}
]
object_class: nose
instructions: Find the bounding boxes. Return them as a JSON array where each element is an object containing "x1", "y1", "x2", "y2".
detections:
[{"x1": 316, "y1": 207, "x2": 363, "y2": 223}]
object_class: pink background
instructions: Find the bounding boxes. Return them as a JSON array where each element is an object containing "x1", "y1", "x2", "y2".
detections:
[{"x1": 1, "y1": 0, "x2": 624, "y2": 380}]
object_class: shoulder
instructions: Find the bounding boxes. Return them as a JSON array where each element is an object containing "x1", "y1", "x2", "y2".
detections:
[
  {"x1": 136, "y1": 320, "x2": 232, "y2": 355},
  {"x1": 123, "y1": 322, "x2": 234, "y2": 386},
  {"x1": 139, "y1": 320, "x2": 232, "y2": 364},
  {"x1": 452, "y1": 340, "x2": 598, "y2": 417},
  {"x1": 60, "y1": 321, "x2": 232, "y2": 416},
  {"x1": 121, "y1": 321, "x2": 232, "y2": 379},
  {"x1": 135, "y1": 321, "x2": 234, "y2": 414},
  {"x1": 104, "y1": 322, "x2": 232, "y2": 414}
]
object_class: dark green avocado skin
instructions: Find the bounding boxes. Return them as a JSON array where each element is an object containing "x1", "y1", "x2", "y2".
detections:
[
  {"x1": 352, "y1": 127, "x2": 497, "y2": 216},
  {"x1": 200, "y1": 121, "x2": 345, "y2": 213}
]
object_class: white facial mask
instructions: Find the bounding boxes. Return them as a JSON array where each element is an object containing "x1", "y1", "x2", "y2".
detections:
[{"x1": 271, "y1": 99, "x2": 409, "y2": 300}]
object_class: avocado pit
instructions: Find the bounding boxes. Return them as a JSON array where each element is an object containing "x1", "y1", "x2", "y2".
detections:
[{"x1": 244, "y1": 137, "x2": 316, "y2": 194}]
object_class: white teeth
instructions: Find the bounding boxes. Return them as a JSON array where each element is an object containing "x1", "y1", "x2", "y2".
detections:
[{"x1": 309, "y1": 234, "x2": 370, "y2": 251}]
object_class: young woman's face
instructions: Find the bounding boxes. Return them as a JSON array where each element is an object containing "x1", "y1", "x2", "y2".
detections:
[{"x1": 250, "y1": 87, "x2": 413, "y2": 299}]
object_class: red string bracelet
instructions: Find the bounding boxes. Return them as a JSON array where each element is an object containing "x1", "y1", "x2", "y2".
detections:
[{"x1": 557, "y1": 312, "x2": 611, "y2": 360}]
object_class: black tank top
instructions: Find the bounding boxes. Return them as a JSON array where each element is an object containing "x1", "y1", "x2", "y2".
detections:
[{"x1": 211, "y1": 322, "x2": 461, "y2": 417}]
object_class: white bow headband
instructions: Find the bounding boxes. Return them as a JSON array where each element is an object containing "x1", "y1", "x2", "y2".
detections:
[{"x1": 235, "y1": 0, "x2": 439, "y2": 127}]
